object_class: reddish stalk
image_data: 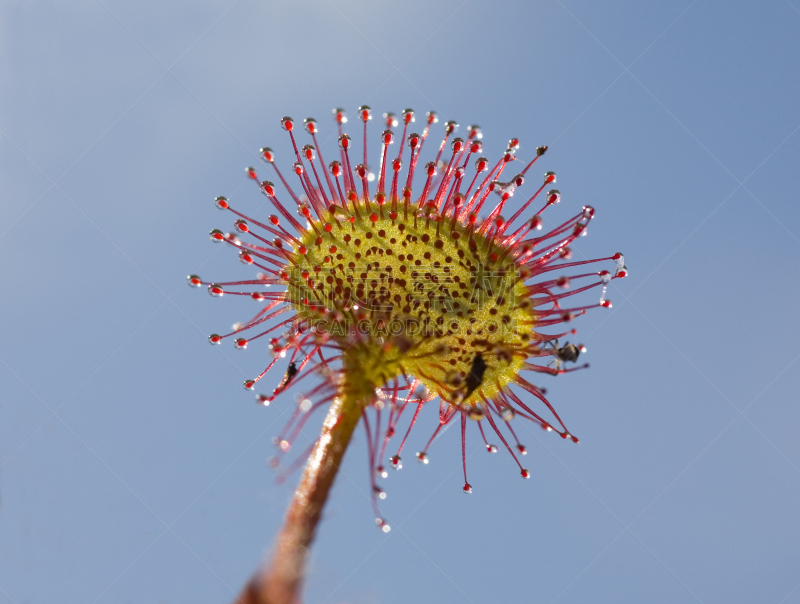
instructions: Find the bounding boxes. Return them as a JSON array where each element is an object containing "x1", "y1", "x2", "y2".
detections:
[{"x1": 235, "y1": 387, "x2": 365, "y2": 604}]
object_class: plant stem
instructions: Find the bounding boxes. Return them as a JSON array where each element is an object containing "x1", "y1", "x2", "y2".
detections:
[{"x1": 235, "y1": 386, "x2": 365, "y2": 604}]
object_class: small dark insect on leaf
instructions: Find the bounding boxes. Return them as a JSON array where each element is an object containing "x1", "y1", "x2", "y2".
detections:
[
  {"x1": 545, "y1": 340, "x2": 586, "y2": 371},
  {"x1": 555, "y1": 342, "x2": 581, "y2": 363},
  {"x1": 464, "y1": 354, "x2": 487, "y2": 400},
  {"x1": 275, "y1": 362, "x2": 298, "y2": 394}
]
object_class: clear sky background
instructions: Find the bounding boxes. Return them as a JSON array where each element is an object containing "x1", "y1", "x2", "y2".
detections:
[{"x1": 2, "y1": 1, "x2": 799, "y2": 603}]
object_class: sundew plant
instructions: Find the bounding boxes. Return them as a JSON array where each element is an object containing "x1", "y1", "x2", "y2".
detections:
[{"x1": 189, "y1": 106, "x2": 625, "y2": 603}]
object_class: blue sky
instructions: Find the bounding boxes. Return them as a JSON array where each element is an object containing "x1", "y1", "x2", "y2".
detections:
[{"x1": 1, "y1": 0, "x2": 799, "y2": 602}]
